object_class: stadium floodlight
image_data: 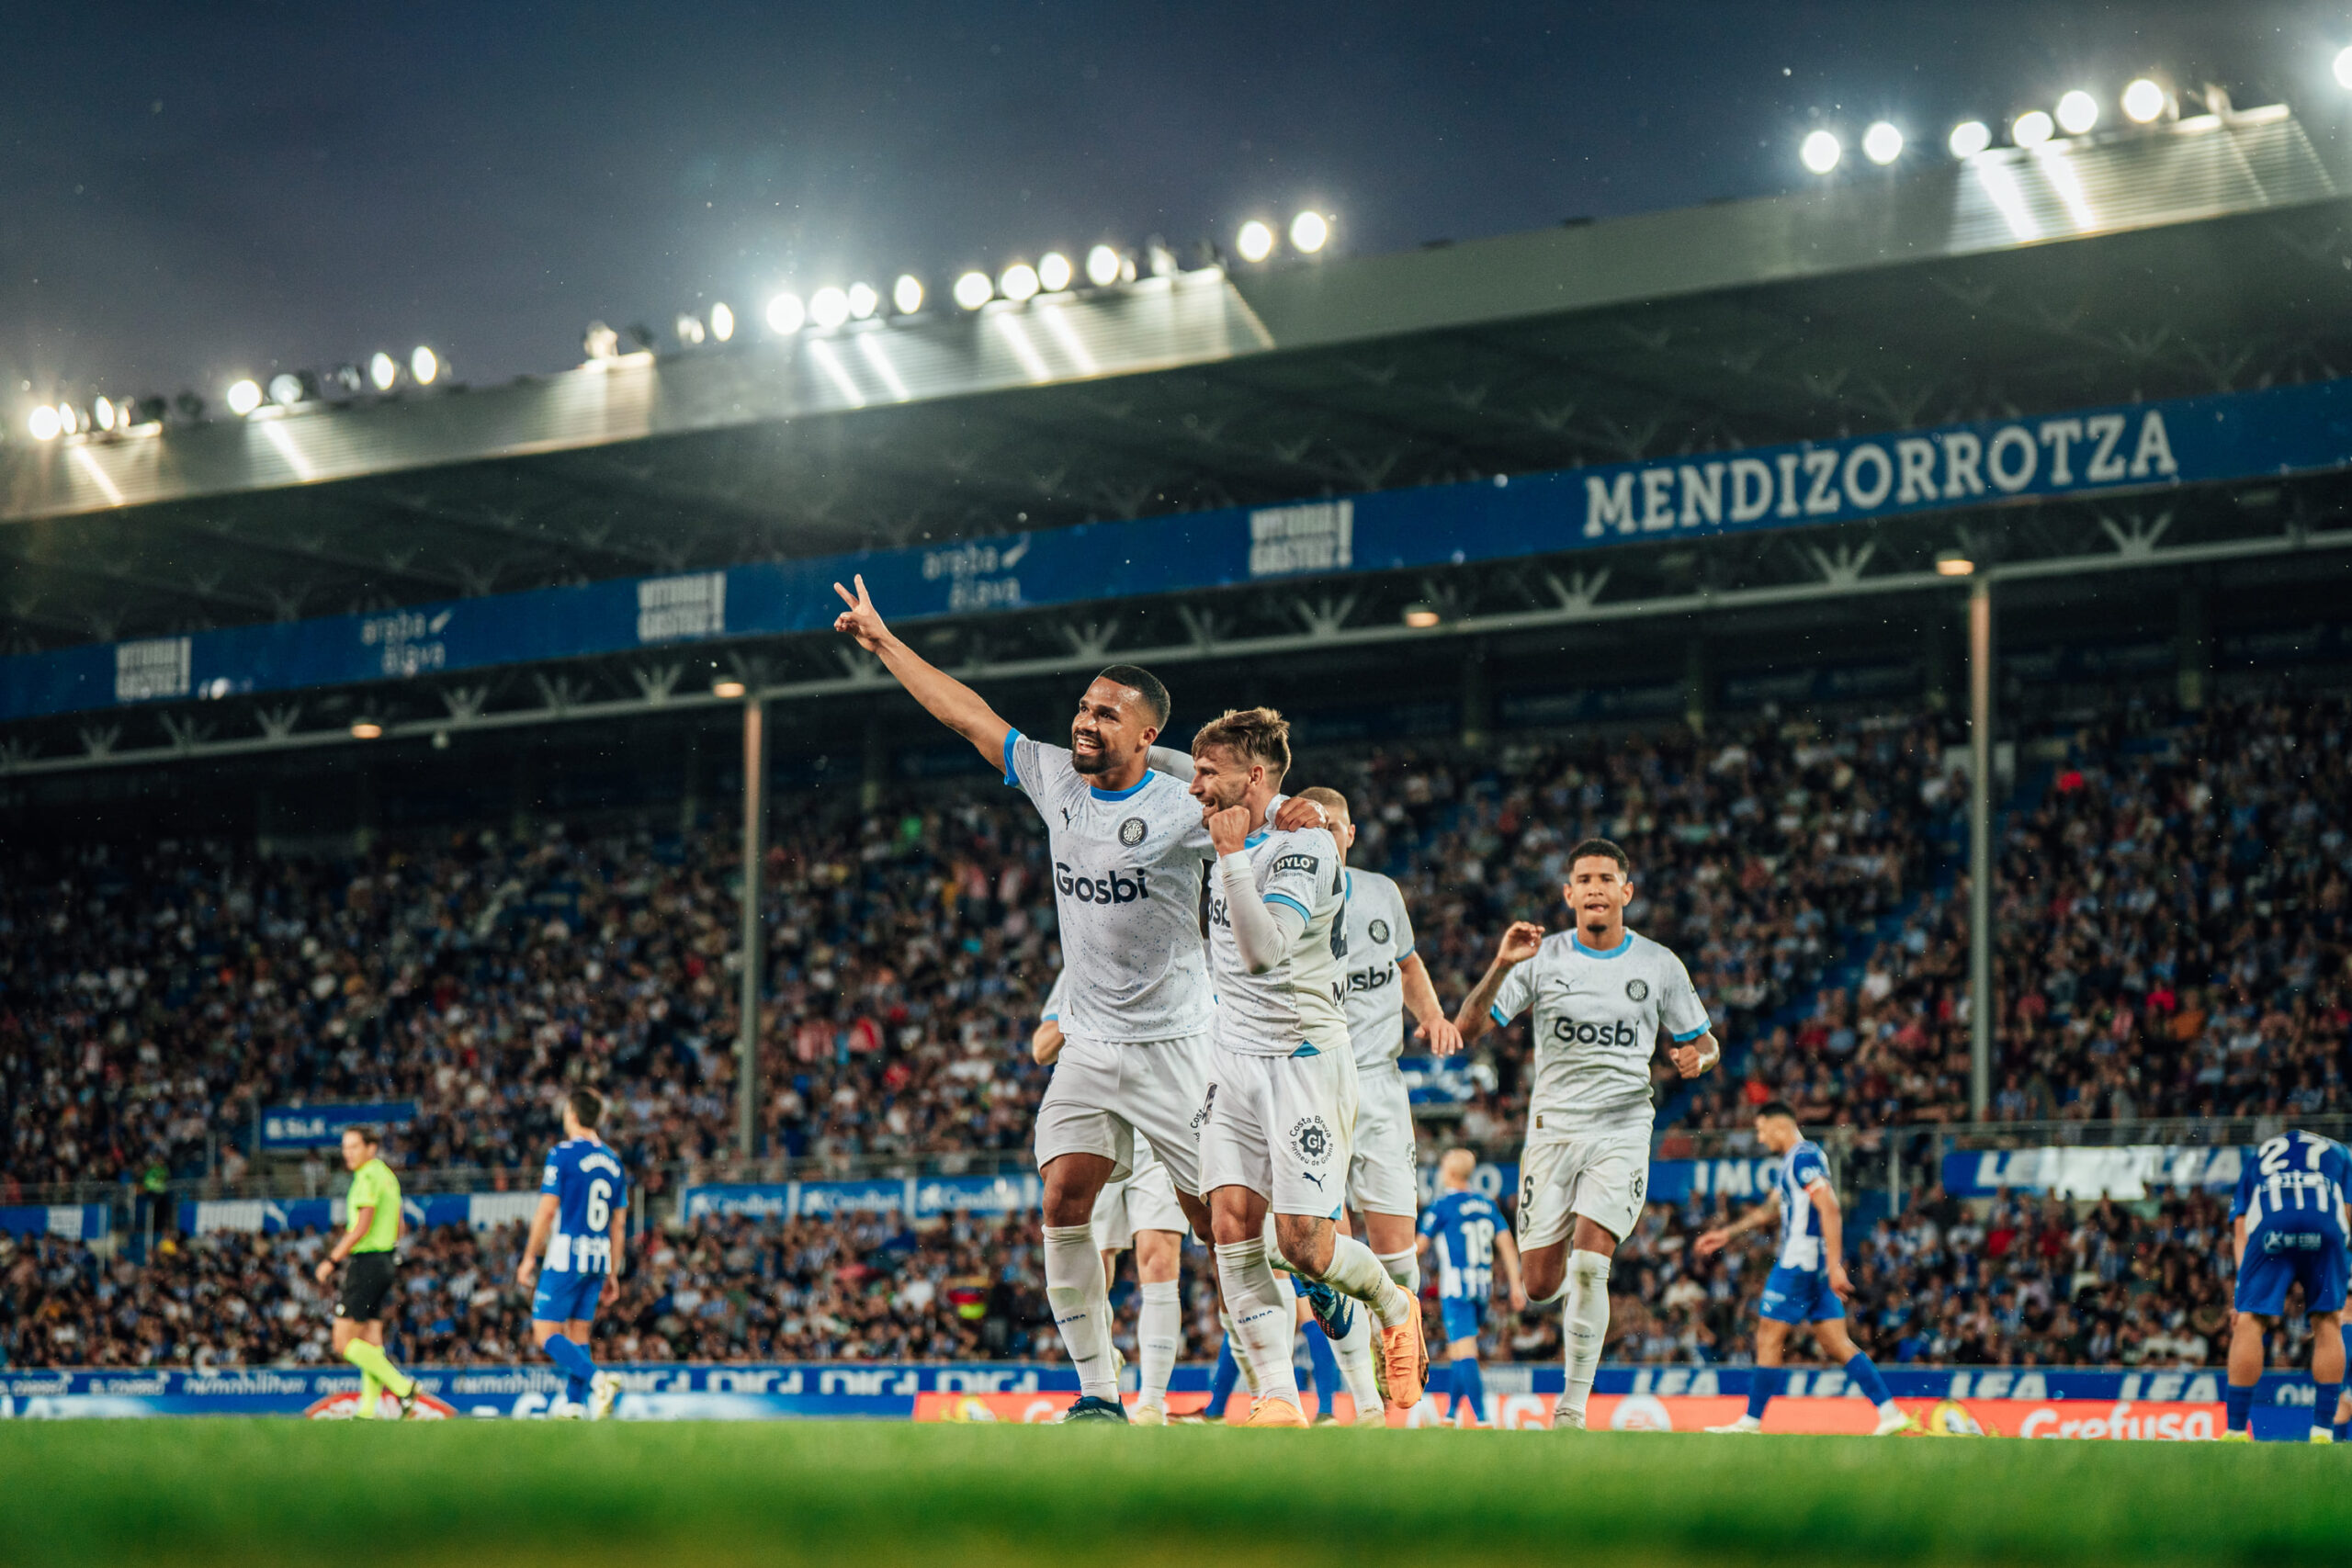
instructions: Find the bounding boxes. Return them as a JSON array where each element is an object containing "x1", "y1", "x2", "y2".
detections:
[
  {"x1": 410, "y1": 346, "x2": 439, "y2": 385},
  {"x1": 349, "y1": 720, "x2": 384, "y2": 739},
  {"x1": 1799, "y1": 130, "x2": 1841, "y2": 174},
  {"x1": 674, "y1": 311, "x2": 707, "y2": 345},
  {"x1": 808, "y1": 286, "x2": 851, "y2": 329},
  {"x1": 27, "y1": 405, "x2": 60, "y2": 441},
  {"x1": 226, "y1": 378, "x2": 264, "y2": 416},
  {"x1": 1036, "y1": 252, "x2": 1073, "y2": 291},
  {"x1": 1949, "y1": 119, "x2": 1993, "y2": 158},
  {"x1": 847, "y1": 282, "x2": 878, "y2": 320},
  {"x1": 710, "y1": 301, "x2": 736, "y2": 341},
  {"x1": 2055, "y1": 90, "x2": 2098, "y2": 136},
  {"x1": 1290, "y1": 210, "x2": 1329, "y2": 253},
  {"x1": 1936, "y1": 549, "x2": 1975, "y2": 577},
  {"x1": 766, "y1": 291, "x2": 806, "y2": 333},
  {"x1": 268, "y1": 372, "x2": 308, "y2": 407},
  {"x1": 999, "y1": 263, "x2": 1040, "y2": 302},
  {"x1": 953, "y1": 270, "x2": 992, "y2": 310},
  {"x1": 61, "y1": 403, "x2": 80, "y2": 434},
  {"x1": 368, "y1": 351, "x2": 399, "y2": 390},
  {"x1": 711, "y1": 678, "x2": 747, "y2": 699},
  {"x1": 2011, "y1": 109, "x2": 2054, "y2": 148},
  {"x1": 1862, "y1": 121, "x2": 1904, "y2": 164},
  {"x1": 1235, "y1": 219, "x2": 1275, "y2": 262},
  {"x1": 94, "y1": 396, "x2": 116, "y2": 432},
  {"x1": 1402, "y1": 604, "x2": 1442, "y2": 628},
  {"x1": 2121, "y1": 78, "x2": 2166, "y2": 123},
  {"x1": 583, "y1": 321, "x2": 620, "y2": 359},
  {"x1": 330, "y1": 363, "x2": 365, "y2": 394},
  {"x1": 895, "y1": 274, "x2": 925, "y2": 313},
  {"x1": 1084, "y1": 244, "x2": 1121, "y2": 287}
]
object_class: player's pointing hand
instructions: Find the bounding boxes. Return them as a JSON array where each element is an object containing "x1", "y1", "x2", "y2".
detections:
[{"x1": 831, "y1": 573, "x2": 891, "y2": 652}]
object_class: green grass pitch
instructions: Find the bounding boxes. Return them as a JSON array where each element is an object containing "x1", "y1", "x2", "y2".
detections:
[{"x1": 2, "y1": 1420, "x2": 2344, "y2": 1567}]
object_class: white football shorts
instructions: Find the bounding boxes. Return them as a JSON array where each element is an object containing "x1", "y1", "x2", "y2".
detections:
[
  {"x1": 1345, "y1": 1058, "x2": 1419, "y2": 1219},
  {"x1": 1199, "y1": 1044, "x2": 1356, "y2": 1217},
  {"x1": 1515, "y1": 1108, "x2": 1655, "y2": 1249},
  {"x1": 1034, "y1": 1030, "x2": 1210, "y2": 1198}
]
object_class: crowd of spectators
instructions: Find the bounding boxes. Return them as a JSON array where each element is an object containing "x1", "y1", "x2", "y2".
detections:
[{"x1": 3, "y1": 1180, "x2": 2274, "y2": 1374}]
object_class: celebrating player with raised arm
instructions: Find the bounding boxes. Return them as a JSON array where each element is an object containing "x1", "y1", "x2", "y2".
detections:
[
  {"x1": 1694, "y1": 1100, "x2": 1916, "y2": 1436},
  {"x1": 1188, "y1": 709, "x2": 1427, "y2": 1427},
  {"x1": 1453, "y1": 838, "x2": 1718, "y2": 1431},
  {"x1": 515, "y1": 1088, "x2": 628, "y2": 1420},
  {"x1": 835, "y1": 574, "x2": 1319, "y2": 1424}
]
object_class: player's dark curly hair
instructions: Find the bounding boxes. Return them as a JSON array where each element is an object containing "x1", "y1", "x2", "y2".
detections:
[
  {"x1": 1566, "y1": 837, "x2": 1630, "y2": 874},
  {"x1": 1757, "y1": 1100, "x2": 1800, "y2": 1122},
  {"x1": 1094, "y1": 664, "x2": 1170, "y2": 728},
  {"x1": 568, "y1": 1088, "x2": 605, "y2": 1130}
]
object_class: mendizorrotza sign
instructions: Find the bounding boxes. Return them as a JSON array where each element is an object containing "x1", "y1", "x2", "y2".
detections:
[{"x1": 4, "y1": 377, "x2": 2347, "y2": 727}]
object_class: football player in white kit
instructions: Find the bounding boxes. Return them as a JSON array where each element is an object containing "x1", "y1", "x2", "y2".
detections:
[
  {"x1": 1187, "y1": 708, "x2": 1428, "y2": 1426},
  {"x1": 1454, "y1": 837, "x2": 1720, "y2": 1431},
  {"x1": 1292, "y1": 785, "x2": 1461, "y2": 1424},
  {"x1": 1031, "y1": 971, "x2": 1188, "y2": 1424}
]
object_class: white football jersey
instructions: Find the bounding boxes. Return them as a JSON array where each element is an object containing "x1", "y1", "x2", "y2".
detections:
[
  {"x1": 1488, "y1": 930, "x2": 1710, "y2": 1123},
  {"x1": 1205, "y1": 819, "x2": 1350, "y2": 1057},
  {"x1": 1005, "y1": 731, "x2": 1215, "y2": 1043},
  {"x1": 1337, "y1": 869, "x2": 1417, "y2": 1069}
]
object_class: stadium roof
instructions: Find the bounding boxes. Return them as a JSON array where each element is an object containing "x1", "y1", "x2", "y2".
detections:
[{"x1": 5, "y1": 103, "x2": 2352, "y2": 776}]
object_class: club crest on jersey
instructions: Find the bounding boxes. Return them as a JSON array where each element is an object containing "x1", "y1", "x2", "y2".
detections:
[
  {"x1": 1368, "y1": 918, "x2": 1390, "y2": 944},
  {"x1": 1289, "y1": 1116, "x2": 1333, "y2": 1166},
  {"x1": 1625, "y1": 977, "x2": 1650, "y2": 1002},
  {"x1": 1118, "y1": 817, "x2": 1148, "y2": 847}
]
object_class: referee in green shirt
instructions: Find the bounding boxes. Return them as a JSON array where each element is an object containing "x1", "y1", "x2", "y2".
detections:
[{"x1": 315, "y1": 1125, "x2": 422, "y2": 1419}]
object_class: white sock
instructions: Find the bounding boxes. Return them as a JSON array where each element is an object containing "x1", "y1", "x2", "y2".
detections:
[
  {"x1": 1334, "y1": 1302, "x2": 1384, "y2": 1417},
  {"x1": 1561, "y1": 1248, "x2": 1612, "y2": 1418},
  {"x1": 1044, "y1": 1224, "x2": 1119, "y2": 1404},
  {"x1": 1218, "y1": 1308, "x2": 1260, "y2": 1395},
  {"x1": 1300, "y1": 1232, "x2": 1414, "y2": 1329},
  {"x1": 1375, "y1": 1247, "x2": 1419, "y2": 1294},
  {"x1": 1137, "y1": 1280, "x2": 1181, "y2": 1410},
  {"x1": 1216, "y1": 1238, "x2": 1300, "y2": 1407}
]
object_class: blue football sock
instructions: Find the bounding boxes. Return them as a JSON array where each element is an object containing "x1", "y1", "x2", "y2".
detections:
[
  {"x1": 544, "y1": 1333, "x2": 598, "y2": 1383},
  {"x1": 2226, "y1": 1383, "x2": 2255, "y2": 1434},
  {"x1": 1208, "y1": 1337, "x2": 1240, "y2": 1417},
  {"x1": 1305, "y1": 1322, "x2": 1340, "y2": 1418},
  {"x1": 1747, "y1": 1367, "x2": 1781, "y2": 1422},
  {"x1": 1453, "y1": 1357, "x2": 1488, "y2": 1425},
  {"x1": 566, "y1": 1372, "x2": 592, "y2": 1405},
  {"x1": 1845, "y1": 1352, "x2": 1894, "y2": 1408},
  {"x1": 2312, "y1": 1382, "x2": 2341, "y2": 1439}
]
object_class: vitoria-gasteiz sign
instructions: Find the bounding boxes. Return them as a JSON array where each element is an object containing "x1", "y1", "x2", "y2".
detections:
[{"x1": 5, "y1": 377, "x2": 2348, "y2": 727}]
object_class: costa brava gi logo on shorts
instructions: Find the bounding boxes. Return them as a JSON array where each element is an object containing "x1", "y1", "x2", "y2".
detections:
[
  {"x1": 1118, "y1": 817, "x2": 1148, "y2": 847},
  {"x1": 1625, "y1": 977, "x2": 1649, "y2": 1002},
  {"x1": 1368, "y1": 918, "x2": 1390, "y2": 944},
  {"x1": 1290, "y1": 1116, "x2": 1334, "y2": 1165}
]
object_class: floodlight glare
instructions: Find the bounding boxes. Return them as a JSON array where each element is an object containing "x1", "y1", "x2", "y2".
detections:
[
  {"x1": 59, "y1": 403, "x2": 78, "y2": 434},
  {"x1": 2055, "y1": 90, "x2": 2098, "y2": 136},
  {"x1": 95, "y1": 396, "x2": 116, "y2": 432},
  {"x1": 368, "y1": 352, "x2": 399, "y2": 390},
  {"x1": 1036, "y1": 252, "x2": 1073, "y2": 291},
  {"x1": 410, "y1": 346, "x2": 439, "y2": 385},
  {"x1": 1949, "y1": 120, "x2": 1993, "y2": 158},
  {"x1": 1235, "y1": 219, "x2": 1275, "y2": 262},
  {"x1": 711, "y1": 679, "x2": 747, "y2": 699},
  {"x1": 952, "y1": 271, "x2": 992, "y2": 310},
  {"x1": 999, "y1": 263, "x2": 1040, "y2": 302},
  {"x1": 350, "y1": 721, "x2": 384, "y2": 739},
  {"x1": 1799, "y1": 130, "x2": 1842, "y2": 173},
  {"x1": 268, "y1": 372, "x2": 306, "y2": 407},
  {"x1": 1290, "y1": 210, "x2": 1329, "y2": 253},
  {"x1": 27, "y1": 405, "x2": 59, "y2": 441},
  {"x1": 808, "y1": 286, "x2": 851, "y2": 329},
  {"x1": 1084, "y1": 244, "x2": 1121, "y2": 287},
  {"x1": 1402, "y1": 605, "x2": 1442, "y2": 628},
  {"x1": 709, "y1": 301, "x2": 736, "y2": 341},
  {"x1": 847, "y1": 282, "x2": 879, "y2": 320},
  {"x1": 1936, "y1": 549, "x2": 1975, "y2": 577},
  {"x1": 2335, "y1": 46, "x2": 2352, "y2": 90},
  {"x1": 1862, "y1": 122, "x2": 1904, "y2": 164},
  {"x1": 226, "y1": 378, "x2": 264, "y2": 416},
  {"x1": 2012, "y1": 109, "x2": 2054, "y2": 148},
  {"x1": 2121, "y1": 78, "x2": 2166, "y2": 123},
  {"x1": 674, "y1": 311, "x2": 707, "y2": 345},
  {"x1": 894, "y1": 275, "x2": 925, "y2": 314},
  {"x1": 766, "y1": 291, "x2": 806, "y2": 333}
]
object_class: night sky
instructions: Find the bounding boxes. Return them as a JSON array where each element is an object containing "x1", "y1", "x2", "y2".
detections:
[{"x1": 4, "y1": 1, "x2": 2345, "y2": 416}]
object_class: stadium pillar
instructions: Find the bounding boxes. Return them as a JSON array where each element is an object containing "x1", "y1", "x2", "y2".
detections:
[
  {"x1": 1460, "y1": 646, "x2": 1491, "y2": 749},
  {"x1": 737, "y1": 697, "x2": 767, "y2": 1162},
  {"x1": 862, "y1": 717, "x2": 889, "y2": 810},
  {"x1": 1922, "y1": 602, "x2": 1952, "y2": 713},
  {"x1": 2177, "y1": 584, "x2": 2210, "y2": 713},
  {"x1": 1683, "y1": 637, "x2": 1713, "y2": 737},
  {"x1": 1967, "y1": 578, "x2": 1994, "y2": 1122}
]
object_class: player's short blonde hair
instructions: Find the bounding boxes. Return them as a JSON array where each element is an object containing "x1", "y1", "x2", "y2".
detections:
[
  {"x1": 1440, "y1": 1147, "x2": 1476, "y2": 1181},
  {"x1": 1192, "y1": 706, "x2": 1291, "y2": 781},
  {"x1": 1295, "y1": 785, "x2": 1350, "y2": 826}
]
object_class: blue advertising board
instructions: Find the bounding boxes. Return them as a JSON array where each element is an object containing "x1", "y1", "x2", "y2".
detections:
[
  {"x1": 1940, "y1": 1145, "x2": 2248, "y2": 1199},
  {"x1": 0, "y1": 1204, "x2": 109, "y2": 1241},
  {"x1": 8, "y1": 376, "x2": 2352, "y2": 725},
  {"x1": 258, "y1": 1101, "x2": 417, "y2": 1151}
]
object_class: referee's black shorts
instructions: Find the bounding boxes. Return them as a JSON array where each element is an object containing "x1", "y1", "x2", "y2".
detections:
[{"x1": 336, "y1": 1252, "x2": 397, "y2": 1322}]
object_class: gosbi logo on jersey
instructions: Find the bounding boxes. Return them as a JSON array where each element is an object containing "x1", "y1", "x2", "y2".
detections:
[
  {"x1": 1551, "y1": 1018, "x2": 1642, "y2": 1047},
  {"x1": 1053, "y1": 863, "x2": 1151, "y2": 905},
  {"x1": 1342, "y1": 964, "x2": 1396, "y2": 995}
]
